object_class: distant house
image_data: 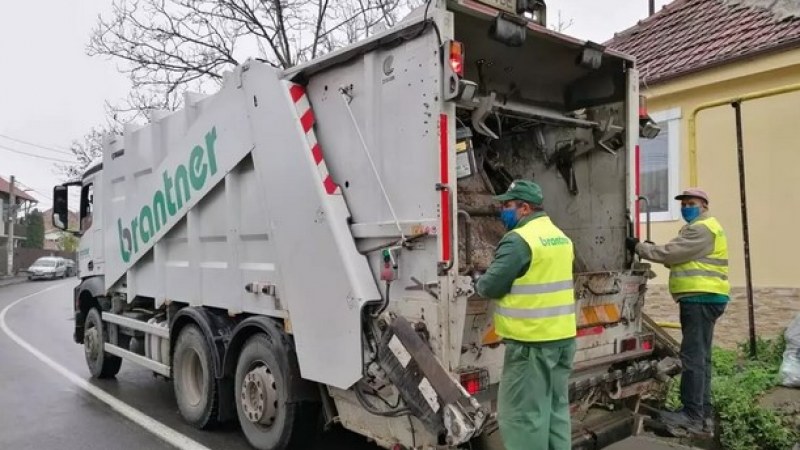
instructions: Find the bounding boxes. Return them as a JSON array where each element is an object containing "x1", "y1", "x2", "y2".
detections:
[
  {"x1": 607, "y1": 0, "x2": 800, "y2": 295},
  {"x1": 42, "y1": 208, "x2": 79, "y2": 250},
  {"x1": 0, "y1": 176, "x2": 38, "y2": 248}
]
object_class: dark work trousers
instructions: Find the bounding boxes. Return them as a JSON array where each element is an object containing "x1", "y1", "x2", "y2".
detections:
[{"x1": 679, "y1": 301, "x2": 727, "y2": 420}]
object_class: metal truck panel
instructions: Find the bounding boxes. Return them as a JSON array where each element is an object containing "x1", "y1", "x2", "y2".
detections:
[
  {"x1": 101, "y1": 63, "x2": 383, "y2": 389},
  {"x1": 103, "y1": 81, "x2": 254, "y2": 288},
  {"x1": 242, "y1": 65, "x2": 384, "y2": 388},
  {"x1": 307, "y1": 40, "x2": 444, "y2": 240},
  {"x1": 303, "y1": 24, "x2": 449, "y2": 344}
]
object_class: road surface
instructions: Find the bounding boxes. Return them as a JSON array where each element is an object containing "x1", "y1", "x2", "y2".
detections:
[
  {"x1": 0, "y1": 280, "x2": 698, "y2": 450},
  {"x1": 0, "y1": 280, "x2": 380, "y2": 450}
]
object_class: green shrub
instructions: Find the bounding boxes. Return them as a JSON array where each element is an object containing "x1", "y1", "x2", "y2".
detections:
[{"x1": 666, "y1": 337, "x2": 798, "y2": 450}]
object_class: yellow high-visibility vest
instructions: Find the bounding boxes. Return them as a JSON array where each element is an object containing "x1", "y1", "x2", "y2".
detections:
[
  {"x1": 669, "y1": 217, "x2": 730, "y2": 296},
  {"x1": 494, "y1": 216, "x2": 576, "y2": 342}
]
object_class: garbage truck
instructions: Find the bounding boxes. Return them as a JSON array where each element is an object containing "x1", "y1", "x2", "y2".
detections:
[{"x1": 52, "y1": 1, "x2": 677, "y2": 448}]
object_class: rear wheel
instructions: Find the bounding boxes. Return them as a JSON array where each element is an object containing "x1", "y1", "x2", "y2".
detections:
[
  {"x1": 235, "y1": 333, "x2": 318, "y2": 450},
  {"x1": 173, "y1": 324, "x2": 218, "y2": 429},
  {"x1": 83, "y1": 308, "x2": 122, "y2": 378}
]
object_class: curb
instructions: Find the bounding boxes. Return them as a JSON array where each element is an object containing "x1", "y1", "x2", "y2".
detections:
[{"x1": 0, "y1": 277, "x2": 29, "y2": 289}]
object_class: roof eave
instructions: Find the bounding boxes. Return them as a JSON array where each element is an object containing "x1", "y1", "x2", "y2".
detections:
[{"x1": 641, "y1": 36, "x2": 800, "y2": 87}]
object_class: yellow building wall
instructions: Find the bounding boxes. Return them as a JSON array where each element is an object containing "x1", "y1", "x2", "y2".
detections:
[{"x1": 641, "y1": 49, "x2": 800, "y2": 289}]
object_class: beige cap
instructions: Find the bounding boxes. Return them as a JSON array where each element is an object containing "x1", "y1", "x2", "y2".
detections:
[{"x1": 675, "y1": 188, "x2": 709, "y2": 204}]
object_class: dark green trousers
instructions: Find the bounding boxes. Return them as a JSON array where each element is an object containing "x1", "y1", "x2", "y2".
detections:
[{"x1": 498, "y1": 338, "x2": 576, "y2": 450}]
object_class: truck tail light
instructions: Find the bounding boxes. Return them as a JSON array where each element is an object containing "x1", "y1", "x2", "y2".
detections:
[
  {"x1": 641, "y1": 335, "x2": 654, "y2": 351},
  {"x1": 618, "y1": 335, "x2": 655, "y2": 353},
  {"x1": 449, "y1": 41, "x2": 464, "y2": 77},
  {"x1": 620, "y1": 337, "x2": 637, "y2": 353},
  {"x1": 639, "y1": 95, "x2": 661, "y2": 139},
  {"x1": 459, "y1": 369, "x2": 488, "y2": 395},
  {"x1": 639, "y1": 94, "x2": 648, "y2": 118}
]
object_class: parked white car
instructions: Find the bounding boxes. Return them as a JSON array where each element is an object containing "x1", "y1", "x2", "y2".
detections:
[
  {"x1": 27, "y1": 257, "x2": 67, "y2": 280},
  {"x1": 61, "y1": 258, "x2": 76, "y2": 277}
]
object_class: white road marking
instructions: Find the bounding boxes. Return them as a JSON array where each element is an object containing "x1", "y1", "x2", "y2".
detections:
[{"x1": 0, "y1": 283, "x2": 212, "y2": 450}]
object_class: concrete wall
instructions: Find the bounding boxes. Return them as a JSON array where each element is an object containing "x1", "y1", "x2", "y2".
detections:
[{"x1": 641, "y1": 47, "x2": 800, "y2": 289}]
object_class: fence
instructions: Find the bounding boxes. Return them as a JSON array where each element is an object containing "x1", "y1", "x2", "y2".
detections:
[{"x1": 0, "y1": 246, "x2": 76, "y2": 275}]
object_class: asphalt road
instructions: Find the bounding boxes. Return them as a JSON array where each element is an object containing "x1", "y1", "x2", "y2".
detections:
[
  {"x1": 0, "y1": 280, "x2": 697, "y2": 450},
  {"x1": 0, "y1": 280, "x2": 380, "y2": 450}
]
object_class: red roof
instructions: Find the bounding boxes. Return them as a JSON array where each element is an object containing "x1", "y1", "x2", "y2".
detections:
[
  {"x1": 606, "y1": 0, "x2": 800, "y2": 85},
  {"x1": 0, "y1": 176, "x2": 38, "y2": 202}
]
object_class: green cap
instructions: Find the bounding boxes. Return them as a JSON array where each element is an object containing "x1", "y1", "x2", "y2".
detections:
[{"x1": 493, "y1": 180, "x2": 543, "y2": 205}]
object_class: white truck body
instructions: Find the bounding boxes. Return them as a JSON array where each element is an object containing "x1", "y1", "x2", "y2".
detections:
[{"x1": 55, "y1": 2, "x2": 674, "y2": 449}]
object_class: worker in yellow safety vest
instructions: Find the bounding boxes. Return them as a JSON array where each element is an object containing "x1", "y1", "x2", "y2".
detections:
[
  {"x1": 476, "y1": 180, "x2": 576, "y2": 450},
  {"x1": 627, "y1": 188, "x2": 729, "y2": 435}
]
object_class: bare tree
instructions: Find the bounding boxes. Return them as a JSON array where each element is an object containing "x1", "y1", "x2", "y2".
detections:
[
  {"x1": 57, "y1": 125, "x2": 117, "y2": 180},
  {"x1": 549, "y1": 9, "x2": 574, "y2": 33},
  {"x1": 73, "y1": 0, "x2": 422, "y2": 179},
  {"x1": 89, "y1": 0, "x2": 422, "y2": 108},
  {"x1": 58, "y1": 86, "x2": 181, "y2": 179}
]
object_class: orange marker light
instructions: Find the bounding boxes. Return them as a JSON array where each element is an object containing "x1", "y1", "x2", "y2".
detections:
[{"x1": 449, "y1": 41, "x2": 464, "y2": 77}]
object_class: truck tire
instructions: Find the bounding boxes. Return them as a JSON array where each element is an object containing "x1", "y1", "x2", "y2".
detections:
[
  {"x1": 234, "y1": 333, "x2": 317, "y2": 450},
  {"x1": 83, "y1": 308, "x2": 122, "y2": 378},
  {"x1": 173, "y1": 324, "x2": 218, "y2": 429}
]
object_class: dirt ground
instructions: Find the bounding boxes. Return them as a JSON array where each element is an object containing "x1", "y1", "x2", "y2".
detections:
[
  {"x1": 759, "y1": 386, "x2": 800, "y2": 432},
  {"x1": 643, "y1": 285, "x2": 800, "y2": 349}
]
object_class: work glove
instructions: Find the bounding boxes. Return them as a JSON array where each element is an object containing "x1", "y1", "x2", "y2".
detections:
[{"x1": 625, "y1": 236, "x2": 640, "y2": 253}]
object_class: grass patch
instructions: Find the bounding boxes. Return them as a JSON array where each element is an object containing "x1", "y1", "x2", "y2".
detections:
[{"x1": 666, "y1": 336, "x2": 799, "y2": 450}]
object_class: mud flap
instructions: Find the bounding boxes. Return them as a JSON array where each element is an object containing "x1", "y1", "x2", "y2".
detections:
[{"x1": 377, "y1": 315, "x2": 487, "y2": 445}]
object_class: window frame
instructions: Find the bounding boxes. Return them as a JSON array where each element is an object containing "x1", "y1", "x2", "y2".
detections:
[
  {"x1": 639, "y1": 107, "x2": 682, "y2": 222},
  {"x1": 80, "y1": 182, "x2": 94, "y2": 233}
]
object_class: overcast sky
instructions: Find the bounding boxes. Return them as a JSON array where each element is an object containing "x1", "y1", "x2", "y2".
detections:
[{"x1": 0, "y1": 0, "x2": 670, "y2": 210}]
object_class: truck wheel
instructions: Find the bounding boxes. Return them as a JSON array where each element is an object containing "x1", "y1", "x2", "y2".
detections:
[
  {"x1": 235, "y1": 333, "x2": 317, "y2": 450},
  {"x1": 173, "y1": 325, "x2": 218, "y2": 429},
  {"x1": 83, "y1": 308, "x2": 122, "y2": 378}
]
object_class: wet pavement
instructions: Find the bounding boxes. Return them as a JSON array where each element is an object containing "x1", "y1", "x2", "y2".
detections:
[
  {"x1": 0, "y1": 280, "x2": 379, "y2": 450},
  {"x1": 0, "y1": 280, "x2": 699, "y2": 450},
  {"x1": 0, "y1": 275, "x2": 28, "y2": 288}
]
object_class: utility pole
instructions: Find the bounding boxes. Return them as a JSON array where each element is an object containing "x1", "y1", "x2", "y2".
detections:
[
  {"x1": 6, "y1": 175, "x2": 15, "y2": 276},
  {"x1": 649, "y1": 0, "x2": 656, "y2": 16}
]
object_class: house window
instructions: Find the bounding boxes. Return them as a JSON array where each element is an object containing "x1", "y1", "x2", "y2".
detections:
[{"x1": 640, "y1": 108, "x2": 681, "y2": 222}]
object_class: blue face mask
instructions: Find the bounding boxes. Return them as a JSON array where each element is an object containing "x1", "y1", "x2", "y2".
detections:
[
  {"x1": 681, "y1": 206, "x2": 701, "y2": 223},
  {"x1": 500, "y1": 207, "x2": 519, "y2": 230}
]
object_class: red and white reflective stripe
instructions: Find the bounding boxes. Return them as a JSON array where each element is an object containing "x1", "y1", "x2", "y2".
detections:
[
  {"x1": 287, "y1": 82, "x2": 340, "y2": 195},
  {"x1": 577, "y1": 326, "x2": 604, "y2": 337}
]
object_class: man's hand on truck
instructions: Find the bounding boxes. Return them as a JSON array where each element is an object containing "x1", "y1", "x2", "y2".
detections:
[{"x1": 626, "y1": 236, "x2": 639, "y2": 253}]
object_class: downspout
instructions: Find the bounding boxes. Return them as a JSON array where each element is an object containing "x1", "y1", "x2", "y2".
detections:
[{"x1": 688, "y1": 83, "x2": 800, "y2": 186}]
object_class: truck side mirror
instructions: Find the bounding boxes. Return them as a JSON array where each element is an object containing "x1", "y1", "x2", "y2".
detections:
[
  {"x1": 53, "y1": 186, "x2": 68, "y2": 230},
  {"x1": 52, "y1": 183, "x2": 81, "y2": 235}
]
